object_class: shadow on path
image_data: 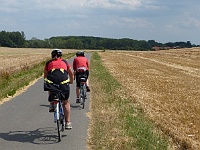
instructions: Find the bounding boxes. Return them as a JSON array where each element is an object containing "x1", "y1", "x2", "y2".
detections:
[
  {"x1": 70, "y1": 103, "x2": 83, "y2": 110},
  {"x1": 0, "y1": 127, "x2": 67, "y2": 144}
]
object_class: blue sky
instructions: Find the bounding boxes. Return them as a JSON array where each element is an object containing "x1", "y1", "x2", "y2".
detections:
[{"x1": 0, "y1": 0, "x2": 200, "y2": 44}]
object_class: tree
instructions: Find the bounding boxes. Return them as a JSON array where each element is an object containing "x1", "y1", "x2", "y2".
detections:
[
  {"x1": 0, "y1": 31, "x2": 25, "y2": 47},
  {"x1": 186, "y1": 41, "x2": 192, "y2": 48}
]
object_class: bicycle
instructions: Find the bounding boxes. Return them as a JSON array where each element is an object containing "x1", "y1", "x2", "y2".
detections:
[
  {"x1": 50, "y1": 90, "x2": 65, "y2": 142},
  {"x1": 79, "y1": 76, "x2": 87, "y2": 109},
  {"x1": 44, "y1": 77, "x2": 70, "y2": 142},
  {"x1": 77, "y1": 67, "x2": 87, "y2": 109}
]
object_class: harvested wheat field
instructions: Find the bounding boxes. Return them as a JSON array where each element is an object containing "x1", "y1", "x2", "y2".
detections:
[
  {"x1": 99, "y1": 48, "x2": 200, "y2": 149},
  {"x1": 0, "y1": 47, "x2": 72, "y2": 74}
]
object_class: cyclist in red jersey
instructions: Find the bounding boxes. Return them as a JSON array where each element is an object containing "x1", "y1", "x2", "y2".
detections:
[
  {"x1": 73, "y1": 51, "x2": 90, "y2": 103},
  {"x1": 44, "y1": 49, "x2": 73, "y2": 129}
]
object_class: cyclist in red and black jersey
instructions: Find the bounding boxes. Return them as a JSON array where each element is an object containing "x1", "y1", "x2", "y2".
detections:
[
  {"x1": 73, "y1": 51, "x2": 90, "y2": 103},
  {"x1": 44, "y1": 49, "x2": 73, "y2": 129}
]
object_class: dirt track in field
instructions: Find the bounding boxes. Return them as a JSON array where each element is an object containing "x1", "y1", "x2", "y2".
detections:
[{"x1": 99, "y1": 48, "x2": 200, "y2": 149}]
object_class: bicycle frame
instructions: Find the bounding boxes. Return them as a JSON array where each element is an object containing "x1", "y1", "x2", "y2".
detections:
[
  {"x1": 46, "y1": 80, "x2": 69, "y2": 142},
  {"x1": 52, "y1": 94, "x2": 65, "y2": 142},
  {"x1": 53, "y1": 100, "x2": 64, "y2": 123}
]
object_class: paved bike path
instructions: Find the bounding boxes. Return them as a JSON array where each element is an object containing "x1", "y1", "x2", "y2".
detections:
[{"x1": 0, "y1": 53, "x2": 90, "y2": 150}]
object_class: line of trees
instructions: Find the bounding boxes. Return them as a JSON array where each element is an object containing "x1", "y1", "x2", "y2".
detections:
[
  {"x1": 0, "y1": 31, "x2": 26, "y2": 48},
  {"x1": 26, "y1": 36, "x2": 152, "y2": 50},
  {"x1": 0, "y1": 30, "x2": 197, "y2": 50}
]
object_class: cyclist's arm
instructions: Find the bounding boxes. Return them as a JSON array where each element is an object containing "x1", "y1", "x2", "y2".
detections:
[
  {"x1": 68, "y1": 67, "x2": 74, "y2": 84},
  {"x1": 72, "y1": 59, "x2": 77, "y2": 76},
  {"x1": 73, "y1": 59, "x2": 76, "y2": 71},
  {"x1": 44, "y1": 67, "x2": 48, "y2": 78},
  {"x1": 86, "y1": 59, "x2": 89, "y2": 70}
]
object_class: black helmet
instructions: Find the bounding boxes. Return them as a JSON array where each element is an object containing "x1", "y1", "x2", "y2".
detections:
[
  {"x1": 76, "y1": 51, "x2": 84, "y2": 57},
  {"x1": 51, "y1": 49, "x2": 62, "y2": 58}
]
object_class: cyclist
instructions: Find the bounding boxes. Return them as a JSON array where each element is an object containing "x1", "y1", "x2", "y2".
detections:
[
  {"x1": 44, "y1": 49, "x2": 73, "y2": 129},
  {"x1": 73, "y1": 51, "x2": 90, "y2": 103}
]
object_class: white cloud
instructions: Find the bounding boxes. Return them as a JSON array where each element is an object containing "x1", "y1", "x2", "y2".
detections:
[
  {"x1": 0, "y1": 0, "x2": 175, "y2": 15},
  {"x1": 86, "y1": 0, "x2": 142, "y2": 10},
  {"x1": 122, "y1": 18, "x2": 154, "y2": 28},
  {"x1": 0, "y1": 6, "x2": 17, "y2": 13},
  {"x1": 35, "y1": 0, "x2": 81, "y2": 10},
  {"x1": 0, "y1": 0, "x2": 158, "y2": 13},
  {"x1": 0, "y1": 17, "x2": 17, "y2": 26},
  {"x1": 0, "y1": 0, "x2": 18, "y2": 12},
  {"x1": 23, "y1": 0, "x2": 143, "y2": 10},
  {"x1": 164, "y1": 24, "x2": 180, "y2": 32},
  {"x1": 107, "y1": 17, "x2": 154, "y2": 29},
  {"x1": 183, "y1": 17, "x2": 200, "y2": 28}
]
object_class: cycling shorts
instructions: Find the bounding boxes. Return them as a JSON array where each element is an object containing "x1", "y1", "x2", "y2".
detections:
[
  {"x1": 76, "y1": 70, "x2": 89, "y2": 87},
  {"x1": 48, "y1": 87, "x2": 70, "y2": 102}
]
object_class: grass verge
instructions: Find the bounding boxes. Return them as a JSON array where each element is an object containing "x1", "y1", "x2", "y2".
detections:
[
  {"x1": 88, "y1": 52, "x2": 170, "y2": 150},
  {"x1": 0, "y1": 53, "x2": 75, "y2": 101}
]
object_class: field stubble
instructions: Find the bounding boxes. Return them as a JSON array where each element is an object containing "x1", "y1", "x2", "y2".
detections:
[
  {"x1": 0, "y1": 48, "x2": 73, "y2": 75},
  {"x1": 99, "y1": 48, "x2": 200, "y2": 149}
]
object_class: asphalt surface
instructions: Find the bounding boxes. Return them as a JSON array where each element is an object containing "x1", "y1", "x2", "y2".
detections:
[{"x1": 0, "y1": 54, "x2": 90, "y2": 150}]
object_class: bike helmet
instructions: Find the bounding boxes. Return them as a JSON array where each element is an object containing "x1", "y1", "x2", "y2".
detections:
[
  {"x1": 51, "y1": 49, "x2": 62, "y2": 58},
  {"x1": 76, "y1": 51, "x2": 85, "y2": 57}
]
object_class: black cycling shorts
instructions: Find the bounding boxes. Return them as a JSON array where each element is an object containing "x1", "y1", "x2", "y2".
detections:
[
  {"x1": 48, "y1": 86, "x2": 70, "y2": 102},
  {"x1": 76, "y1": 70, "x2": 89, "y2": 87}
]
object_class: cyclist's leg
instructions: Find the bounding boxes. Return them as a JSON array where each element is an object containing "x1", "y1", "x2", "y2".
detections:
[
  {"x1": 62, "y1": 100, "x2": 72, "y2": 129},
  {"x1": 62, "y1": 100, "x2": 70, "y2": 122},
  {"x1": 62, "y1": 92, "x2": 72, "y2": 129},
  {"x1": 86, "y1": 70, "x2": 90, "y2": 92},
  {"x1": 76, "y1": 86, "x2": 80, "y2": 99},
  {"x1": 86, "y1": 70, "x2": 89, "y2": 86},
  {"x1": 76, "y1": 73, "x2": 81, "y2": 102},
  {"x1": 48, "y1": 91, "x2": 55, "y2": 112}
]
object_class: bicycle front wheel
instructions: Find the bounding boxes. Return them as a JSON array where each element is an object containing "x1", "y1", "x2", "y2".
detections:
[
  {"x1": 55, "y1": 103, "x2": 62, "y2": 142},
  {"x1": 80, "y1": 85, "x2": 86, "y2": 109},
  {"x1": 56, "y1": 120, "x2": 61, "y2": 142},
  {"x1": 81, "y1": 97, "x2": 85, "y2": 109}
]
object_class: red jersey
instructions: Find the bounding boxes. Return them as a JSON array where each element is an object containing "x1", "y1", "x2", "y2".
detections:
[
  {"x1": 44, "y1": 58, "x2": 70, "y2": 72},
  {"x1": 73, "y1": 56, "x2": 89, "y2": 71}
]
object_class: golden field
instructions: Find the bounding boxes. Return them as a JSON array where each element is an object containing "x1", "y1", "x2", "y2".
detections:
[
  {"x1": 99, "y1": 48, "x2": 200, "y2": 149},
  {"x1": 0, "y1": 47, "x2": 73, "y2": 75}
]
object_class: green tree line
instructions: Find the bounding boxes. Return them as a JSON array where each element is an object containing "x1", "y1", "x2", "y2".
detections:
[
  {"x1": 0, "y1": 30, "x2": 197, "y2": 50},
  {"x1": 0, "y1": 31, "x2": 26, "y2": 47}
]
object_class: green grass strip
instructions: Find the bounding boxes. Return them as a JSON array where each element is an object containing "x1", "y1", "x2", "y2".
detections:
[{"x1": 90, "y1": 52, "x2": 169, "y2": 150}]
